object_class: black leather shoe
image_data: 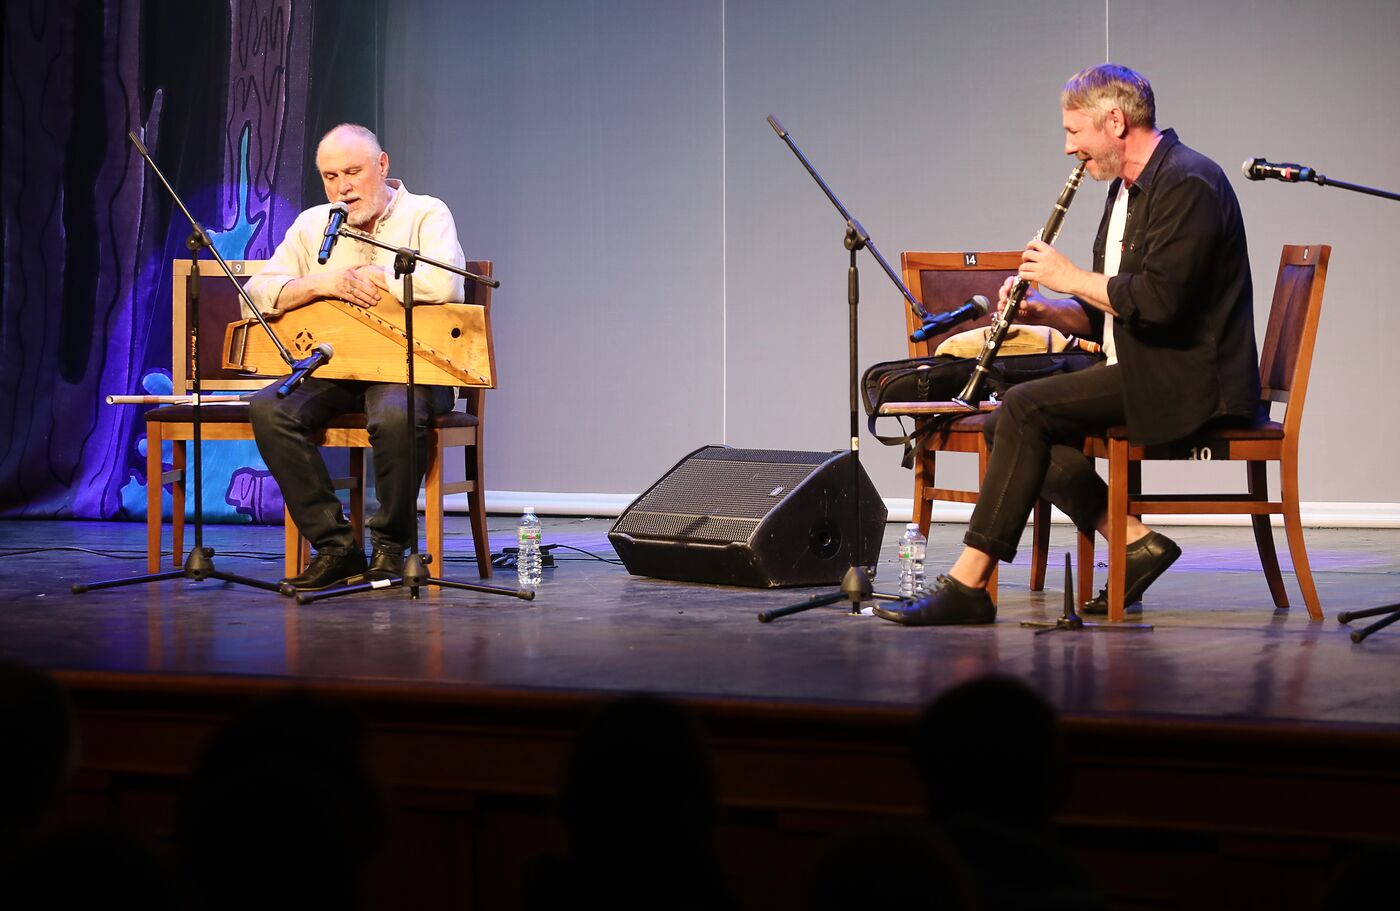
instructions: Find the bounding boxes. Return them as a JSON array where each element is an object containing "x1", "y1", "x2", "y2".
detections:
[
  {"x1": 1082, "y1": 530, "x2": 1182, "y2": 615},
  {"x1": 872, "y1": 574, "x2": 996, "y2": 626},
  {"x1": 352, "y1": 549, "x2": 405, "y2": 583},
  {"x1": 279, "y1": 550, "x2": 367, "y2": 593}
]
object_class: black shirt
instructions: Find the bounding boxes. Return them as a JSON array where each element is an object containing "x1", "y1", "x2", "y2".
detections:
[{"x1": 1080, "y1": 129, "x2": 1261, "y2": 445}]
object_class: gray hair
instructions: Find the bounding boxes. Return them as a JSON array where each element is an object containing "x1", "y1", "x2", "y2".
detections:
[
  {"x1": 1061, "y1": 64, "x2": 1156, "y2": 129},
  {"x1": 317, "y1": 123, "x2": 383, "y2": 157}
]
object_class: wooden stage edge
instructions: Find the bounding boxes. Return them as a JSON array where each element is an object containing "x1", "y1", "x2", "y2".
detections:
[{"x1": 56, "y1": 668, "x2": 1400, "y2": 846}]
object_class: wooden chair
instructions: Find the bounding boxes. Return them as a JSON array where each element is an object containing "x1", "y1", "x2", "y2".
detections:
[
  {"x1": 1077, "y1": 244, "x2": 1331, "y2": 621},
  {"x1": 145, "y1": 259, "x2": 495, "y2": 581},
  {"x1": 879, "y1": 251, "x2": 1051, "y2": 600},
  {"x1": 282, "y1": 386, "x2": 491, "y2": 579}
]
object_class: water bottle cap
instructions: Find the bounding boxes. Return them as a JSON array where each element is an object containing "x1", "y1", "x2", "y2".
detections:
[
  {"x1": 524, "y1": 506, "x2": 536, "y2": 514},
  {"x1": 906, "y1": 523, "x2": 919, "y2": 531}
]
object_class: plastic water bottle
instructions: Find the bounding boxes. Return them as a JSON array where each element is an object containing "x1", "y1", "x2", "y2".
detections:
[
  {"x1": 898, "y1": 523, "x2": 926, "y2": 598},
  {"x1": 517, "y1": 507, "x2": 543, "y2": 590}
]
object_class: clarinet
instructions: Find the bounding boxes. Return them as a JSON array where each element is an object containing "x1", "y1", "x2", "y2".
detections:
[{"x1": 954, "y1": 160, "x2": 1089, "y2": 407}]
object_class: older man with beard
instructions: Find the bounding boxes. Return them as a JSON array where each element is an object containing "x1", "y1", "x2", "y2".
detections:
[{"x1": 245, "y1": 123, "x2": 465, "y2": 591}]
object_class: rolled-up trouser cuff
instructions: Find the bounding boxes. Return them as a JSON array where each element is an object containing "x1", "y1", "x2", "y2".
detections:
[{"x1": 962, "y1": 529, "x2": 1018, "y2": 564}]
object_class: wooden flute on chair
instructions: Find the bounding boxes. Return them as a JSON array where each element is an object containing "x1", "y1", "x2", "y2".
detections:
[{"x1": 954, "y1": 160, "x2": 1088, "y2": 407}]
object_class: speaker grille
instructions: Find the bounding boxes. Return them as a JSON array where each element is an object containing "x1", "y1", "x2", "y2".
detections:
[
  {"x1": 688, "y1": 447, "x2": 836, "y2": 466},
  {"x1": 614, "y1": 448, "x2": 841, "y2": 543},
  {"x1": 614, "y1": 512, "x2": 760, "y2": 544}
]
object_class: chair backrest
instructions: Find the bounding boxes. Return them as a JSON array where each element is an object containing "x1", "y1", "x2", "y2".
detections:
[
  {"x1": 171, "y1": 258, "x2": 268, "y2": 393},
  {"x1": 459, "y1": 260, "x2": 494, "y2": 416},
  {"x1": 1257, "y1": 244, "x2": 1330, "y2": 435},
  {"x1": 899, "y1": 252, "x2": 1021, "y2": 358}
]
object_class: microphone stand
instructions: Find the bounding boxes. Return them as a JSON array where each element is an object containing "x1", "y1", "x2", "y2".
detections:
[
  {"x1": 757, "y1": 116, "x2": 902, "y2": 623},
  {"x1": 1020, "y1": 554, "x2": 1153, "y2": 635},
  {"x1": 1261, "y1": 166, "x2": 1400, "y2": 640},
  {"x1": 294, "y1": 232, "x2": 530, "y2": 605},
  {"x1": 1261, "y1": 165, "x2": 1400, "y2": 203},
  {"x1": 74, "y1": 132, "x2": 299, "y2": 596}
]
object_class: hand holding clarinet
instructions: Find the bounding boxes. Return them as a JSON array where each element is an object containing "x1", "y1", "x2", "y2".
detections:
[{"x1": 954, "y1": 160, "x2": 1088, "y2": 407}]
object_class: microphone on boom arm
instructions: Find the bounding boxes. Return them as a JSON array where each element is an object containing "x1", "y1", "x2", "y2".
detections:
[
  {"x1": 1241, "y1": 158, "x2": 1316, "y2": 183},
  {"x1": 909, "y1": 295, "x2": 991, "y2": 343},
  {"x1": 276, "y1": 344, "x2": 334, "y2": 399}
]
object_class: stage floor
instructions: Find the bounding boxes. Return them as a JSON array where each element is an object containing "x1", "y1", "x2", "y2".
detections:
[{"x1": 2, "y1": 515, "x2": 1398, "y2": 729}]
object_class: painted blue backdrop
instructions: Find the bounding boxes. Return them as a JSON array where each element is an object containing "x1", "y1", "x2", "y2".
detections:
[{"x1": 0, "y1": 0, "x2": 385, "y2": 523}]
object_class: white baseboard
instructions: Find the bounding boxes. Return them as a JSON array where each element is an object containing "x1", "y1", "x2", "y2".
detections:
[{"x1": 437, "y1": 491, "x2": 1400, "y2": 529}]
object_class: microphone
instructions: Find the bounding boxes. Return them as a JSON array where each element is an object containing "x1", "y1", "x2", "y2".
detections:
[
  {"x1": 276, "y1": 344, "x2": 334, "y2": 398},
  {"x1": 317, "y1": 202, "x2": 349, "y2": 264},
  {"x1": 1241, "y1": 158, "x2": 1316, "y2": 183},
  {"x1": 910, "y1": 294, "x2": 991, "y2": 343}
]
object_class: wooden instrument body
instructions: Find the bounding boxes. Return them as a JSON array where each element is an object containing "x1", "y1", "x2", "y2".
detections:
[{"x1": 223, "y1": 299, "x2": 495, "y2": 388}]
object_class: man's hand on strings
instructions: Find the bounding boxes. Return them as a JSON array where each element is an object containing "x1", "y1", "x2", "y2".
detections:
[{"x1": 326, "y1": 265, "x2": 388, "y2": 308}]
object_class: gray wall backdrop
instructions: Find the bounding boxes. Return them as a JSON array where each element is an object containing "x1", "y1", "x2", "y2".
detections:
[{"x1": 382, "y1": 0, "x2": 1400, "y2": 522}]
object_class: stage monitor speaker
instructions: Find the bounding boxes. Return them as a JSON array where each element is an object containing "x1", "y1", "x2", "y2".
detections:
[{"x1": 609, "y1": 445, "x2": 888, "y2": 588}]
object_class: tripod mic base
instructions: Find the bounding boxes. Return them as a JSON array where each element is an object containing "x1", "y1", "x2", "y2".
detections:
[
  {"x1": 841, "y1": 565, "x2": 874, "y2": 604},
  {"x1": 756, "y1": 566, "x2": 899, "y2": 622},
  {"x1": 293, "y1": 566, "x2": 533, "y2": 605},
  {"x1": 73, "y1": 546, "x2": 282, "y2": 595},
  {"x1": 1020, "y1": 617, "x2": 1154, "y2": 634},
  {"x1": 1020, "y1": 553, "x2": 1155, "y2": 633},
  {"x1": 1337, "y1": 603, "x2": 1400, "y2": 643}
]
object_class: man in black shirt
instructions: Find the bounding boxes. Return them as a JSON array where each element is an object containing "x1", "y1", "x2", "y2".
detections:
[{"x1": 876, "y1": 63, "x2": 1260, "y2": 626}]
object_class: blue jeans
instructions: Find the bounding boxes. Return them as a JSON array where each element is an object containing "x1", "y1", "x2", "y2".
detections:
[{"x1": 249, "y1": 378, "x2": 455, "y2": 554}]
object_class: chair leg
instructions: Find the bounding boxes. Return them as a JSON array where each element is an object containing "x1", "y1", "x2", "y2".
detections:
[
  {"x1": 146, "y1": 425, "x2": 163, "y2": 573},
  {"x1": 171, "y1": 440, "x2": 187, "y2": 568},
  {"x1": 1029, "y1": 498, "x2": 1050, "y2": 592},
  {"x1": 913, "y1": 448, "x2": 931, "y2": 537},
  {"x1": 1280, "y1": 451, "x2": 1323, "y2": 620},
  {"x1": 1246, "y1": 461, "x2": 1289, "y2": 609},
  {"x1": 1106, "y1": 439, "x2": 1130, "y2": 622},
  {"x1": 467, "y1": 445, "x2": 492, "y2": 580},
  {"x1": 425, "y1": 439, "x2": 444, "y2": 582},
  {"x1": 284, "y1": 505, "x2": 303, "y2": 580},
  {"x1": 1077, "y1": 527, "x2": 1095, "y2": 609},
  {"x1": 976, "y1": 441, "x2": 997, "y2": 605},
  {"x1": 348, "y1": 449, "x2": 366, "y2": 551}
]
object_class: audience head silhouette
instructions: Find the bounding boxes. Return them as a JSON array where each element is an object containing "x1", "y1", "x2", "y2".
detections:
[
  {"x1": 0, "y1": 662, "x2": 75, "y2": 836},
  {"x1": 558, "y1": 694, "x2": 731, "y2": 909},
  {"x1": 179, "y1": 691, "x2": 381, "y2": 911},
  {"x1": 915, "y1": 674, "x2": 1068, "y2": 828}
]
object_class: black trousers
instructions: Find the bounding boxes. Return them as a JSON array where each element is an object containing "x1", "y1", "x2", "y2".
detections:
[
  {"x1": 964, "y1": 364, "x2": 1124, "y2": 563},
  {"x1": 249, "y1": 378, "x2": 455, "y2": 555}
]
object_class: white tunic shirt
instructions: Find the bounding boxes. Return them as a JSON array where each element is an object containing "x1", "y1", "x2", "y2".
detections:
[{"x1": 244, "y1": 179, "x2": 466, "y2": 317}]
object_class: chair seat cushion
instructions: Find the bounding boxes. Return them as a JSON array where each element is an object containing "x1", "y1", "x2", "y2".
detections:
[
  {"x1": 1102, "y1": 420, "x2": 1283, "y2": 442},
  {"x1": 1092, "y1": 420, "x2": 1285, "y2": 460},
  {"x1": 324, "y1": 411, "x2": 479, "y2": 429},
  {"x1": 927, "y1": 413, "x2": 991, "y2": 433},
  {"x1": 145, "y1": 405, "x2": 478, "y2": 428},
  {"x1": 146, "y1": 404, "x2": 252, "y2": 423}
]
